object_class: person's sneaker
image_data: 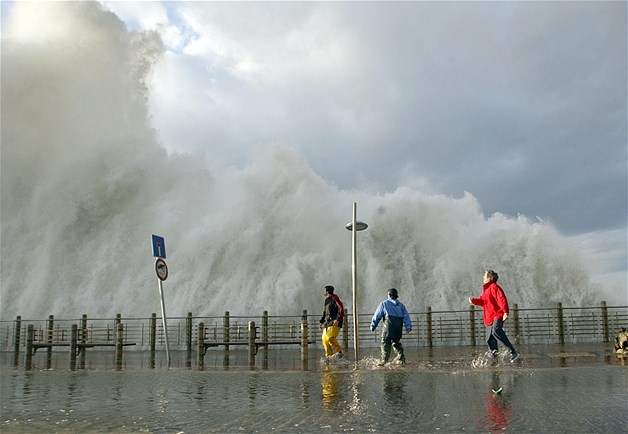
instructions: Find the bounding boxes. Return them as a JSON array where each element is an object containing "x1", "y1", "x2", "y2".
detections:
[
  {"x1": 336, "y1": 351, "x2": 344, "y2": 359},
  {"x1": 489, "y1": 350, "x2": 498, "y2": 365},
  {"x1": 510, "y1": 351, "x2": 519, "y2": 363}
]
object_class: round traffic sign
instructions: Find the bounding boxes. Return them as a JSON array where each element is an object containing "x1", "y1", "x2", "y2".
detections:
[{"x1": 155, "y1": 258, "x2": 168, "y2": 281}]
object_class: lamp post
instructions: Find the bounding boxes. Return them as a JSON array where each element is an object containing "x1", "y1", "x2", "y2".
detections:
[{"x1": 345, "y1": 202, "x2": 368, "y2": 362}]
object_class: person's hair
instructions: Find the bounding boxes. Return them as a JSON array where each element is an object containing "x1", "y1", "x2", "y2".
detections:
[
  {"x1": 388, "y1": 288, "x2": 398, "y2": 299},
  {"x1": 485, "y1": 270, "x2": 499, "y2": 282},
  {"x1": 325, "y1": 285, "x2": 335, "y2": 294}
]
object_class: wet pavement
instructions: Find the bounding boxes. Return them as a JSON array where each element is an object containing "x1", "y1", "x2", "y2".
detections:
[{"x1": 1, "y1": 343, "x2": 626, "y2": 433}]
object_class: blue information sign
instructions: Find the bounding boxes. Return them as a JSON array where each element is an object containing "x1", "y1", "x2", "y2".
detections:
[{"x1": 151, "y1": 234, "x2": 166, "y2": 259}]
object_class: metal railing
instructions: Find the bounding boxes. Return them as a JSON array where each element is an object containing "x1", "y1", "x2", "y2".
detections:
[{"x1": 2, "y1": 302, "x2": 626, "y2": 354}]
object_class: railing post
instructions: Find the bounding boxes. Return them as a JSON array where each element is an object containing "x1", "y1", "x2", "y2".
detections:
[
  {"x1": 343, "y1": 309, "x2": 349, "y2": 350},
  {"x1": 47, "y1": 314, "x2": 54, "y2": 369},
  {"x1": 248, "y1": 321, "x2": 256, "y2": 368},
  {"x1": 186, "y1": 312, "x2": 193, "y2": 368},
  {"x1": 469, "y1": 305, "x2": 476, "y2": 346},
  {"x1": 262, "y1": 311, "x2": 269, "y2": 342},
  {"x1": 70, "y1": 324, "x2": 78, "y2": 371},
  {"x1": 557, "y1": 302, "x2": 565, "y2": 345},
  {"x1": 79, "y1": 314, "x2": 87, "y2": 369},
  {"x1": 197, "y1": 322, "x2": 205, "y2": 369},
  {"x1": 116, "y1": 313, "x2": 122, "y2": 326},
  {"x1": 25, "y1": 324, "x2": 34, "y2": 370},
  {"x1": 415, "y1": 315, "x2": 420, "y2": 345},
  {"x1": 513, "y1": 304, "x2": 520, "y2": 344},
  {"x1": 224, "y1": 311, "x2": 230, "y2": 352},
  {"x1": 426, "y1": 306, "x2": 433, "y2": 348},
  {"x1": 150, "y1": 313, "x2": 157, "y2": 369},
  {"x1": 13, "y1": 315, "x2": 21, "y2": 367},
  {"x1": 301, "y1": 319, "x2": 309, "y2": 370},
  {"x1": 601, "y1": 301, "x2": 609, "y2": 343},
  {"x1": 115, "y1": 323, "x2": 124, "y2": 370}
]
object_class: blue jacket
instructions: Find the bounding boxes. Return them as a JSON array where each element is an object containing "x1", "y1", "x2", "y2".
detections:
[{"x1": 370, "y1": 298, "x2": 412, "y2": 340}]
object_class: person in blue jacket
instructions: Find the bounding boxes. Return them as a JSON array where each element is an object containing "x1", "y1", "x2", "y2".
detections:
[{"x1": 370, "y1": 288, "x2": 412, "y2": 366}]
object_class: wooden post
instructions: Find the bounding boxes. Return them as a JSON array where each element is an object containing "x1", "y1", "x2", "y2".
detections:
[
  {"x1": 557, "y1": 302, "x2": 565, "y2": 345},
  {"x1": 186, "y1": 312, "x2": 193, "y2": 368},
  {"x1": 70, "y1": 324, "x2": 78, "y2": 371},
  {"x1": 13, "y1": 315, "x2": 21, "y2": 367},
  {"x1": 262, "y1": 311, "x2": 269, "y2": 367},
  {"x1": 469, "y1": 305, "x2": 476, "y2": 346},
  {"x1": 426, "y1": 306, "x2": 433, "y2": 348},
  {"x1": 197, "y1": 322, "x2": 205, "y2": 369},
  {"x1": 79, "y1": 314, "x2": 87, "y2": 369},
  {"x1": 248, "y1": 321, "x2": 256, "y2": 368},
  {"x1": 115, "y1": 323, "x2": 124, "y2": 370},
  {"x1": 224, "y1": 311, "x2": 230, "y2": 352},
  {"x1": 601, "y1": 301, "x2": 609, "y2": 343},
  {"x1": 25, "y1": 324, "x2": 34, "y2": 370},
  {"x1": 513, "y1": 303, "x2": 520, "y2": 344},
  {"x1": 115, "y1": 313, "x2": 122, "y2": 326},
  {"x1": 262, "y1": 311, "x2": 269, "y2": 342},
  {"x1": 150, "y1": 313, "x2": 157, "y2": 368},
  {"x1": 301, "y1": 319, "x2": 309, "y2": 367},
  {"x1": 46, "y1": 314, "x2": 54, "y2": 369},
  {"x1": 415, "y1": 316, "x2": 420, "y2": 344}
]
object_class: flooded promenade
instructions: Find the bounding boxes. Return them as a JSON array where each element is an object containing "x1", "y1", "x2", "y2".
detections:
[{"x1": 1, "y1": 343, "x2": 626, "y2": 433}]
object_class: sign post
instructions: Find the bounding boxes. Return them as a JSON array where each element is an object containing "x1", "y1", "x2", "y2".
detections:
[{"x1": 151, "y1": 235, "x2": 171, "y2": 367}]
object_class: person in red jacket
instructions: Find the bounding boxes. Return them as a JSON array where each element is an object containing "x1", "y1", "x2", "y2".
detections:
[{"x1": 469, "y1": 270, "x2": 519, "y2": 363}]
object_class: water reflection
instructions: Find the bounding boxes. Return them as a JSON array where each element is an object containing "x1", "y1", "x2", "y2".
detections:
[
  {"x1": 321, "y1": 368, "x2": 340, "y2": 409},
  {"x1": 483, "y1": 370, "x2": 511, "y2": 433},
  {"x1": 247, "y1": 373, "x2": 258, "y2": 409},
  {"x1": 300, "y1": 379, "x2": 310, "y2": 408},
  {"x1": 382, "y1": 371, "x2": 406, "y2": 406}
]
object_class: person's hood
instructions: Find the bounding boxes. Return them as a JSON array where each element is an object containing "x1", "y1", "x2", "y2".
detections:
[{"x1": 388, "y1": 298, "x2": 399, "y2": 305}]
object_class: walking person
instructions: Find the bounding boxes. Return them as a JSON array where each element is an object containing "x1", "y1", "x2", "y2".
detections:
[
  {"x1": 319, "y1": 285, "x2": 344, "y2": 360},
  {"x1": 469, "y1": 270, "x2": 519, "y2": 363},
  {"x1": 370, "y1": 288, "x2": 412, "y2": 366}
]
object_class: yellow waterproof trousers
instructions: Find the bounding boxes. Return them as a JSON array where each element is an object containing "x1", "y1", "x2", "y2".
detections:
[{"x1": 322, "y1": 325, "x2": 342, "y2": 357}]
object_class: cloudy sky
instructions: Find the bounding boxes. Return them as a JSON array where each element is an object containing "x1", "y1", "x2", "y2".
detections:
[{"x1": 94, "y1": 1, "x2": 624, "y2": 293}]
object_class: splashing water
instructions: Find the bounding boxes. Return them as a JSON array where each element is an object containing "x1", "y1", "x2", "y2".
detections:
[{"x1": 1, "y1": 2, "x2": 597, "y2": 320}]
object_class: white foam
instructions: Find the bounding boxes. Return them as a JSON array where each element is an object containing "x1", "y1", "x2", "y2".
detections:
[{"x1": 1, "y1": 2, "x2": 602, "y2": 320}]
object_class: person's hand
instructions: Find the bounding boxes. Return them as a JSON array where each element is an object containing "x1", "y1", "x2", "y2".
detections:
[
  {"x1": 406, "y1": 328, "x2": 411, "y2": 334},
  {"x1": 370, "y1": 326, "x2": 375, "y2": 332},
  {"x1": 503, "y1": 312, "x2": 508, "y2": 321},
  {"x1": 468, "y1": 297, "x2": 473, "y2": 304},
  {"x1": 319, "y1": 323, "x2": 324, "y2": 330},
  {"x1": 332, "y1": 319, "x2": 338, "y2": 326}
]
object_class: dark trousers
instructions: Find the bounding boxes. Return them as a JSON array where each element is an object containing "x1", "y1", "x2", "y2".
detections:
[
  {"x1": 381, "y1": 336, "x2": 405, "y2": 363},
  {"x1": 486, "y1": 318, "x2": 515, "y2": 353}
]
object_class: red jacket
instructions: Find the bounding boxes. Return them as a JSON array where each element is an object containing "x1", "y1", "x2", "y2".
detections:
[{"x1": 470, "y1": 281, "x2": 510, "y2": 326}]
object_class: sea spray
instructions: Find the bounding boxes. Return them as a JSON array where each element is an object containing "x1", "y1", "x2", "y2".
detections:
[{"x1": 1, "y1": 1, "x2": 596, "y2": 320}]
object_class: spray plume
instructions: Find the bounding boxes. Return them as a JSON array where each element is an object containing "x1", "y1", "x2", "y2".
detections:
[{"x1": 1, "y1": 2, "x2": 595, "y2": 320}]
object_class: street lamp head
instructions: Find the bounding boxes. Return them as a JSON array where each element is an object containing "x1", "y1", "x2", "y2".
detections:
[{"x1": 345, "y1": 221, "x2": 368, "y2": 231}]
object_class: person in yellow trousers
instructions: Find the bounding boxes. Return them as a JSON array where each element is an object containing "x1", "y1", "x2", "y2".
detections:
[{"x1": 319, "y1": 285, "x2": 344, "y2": 360}]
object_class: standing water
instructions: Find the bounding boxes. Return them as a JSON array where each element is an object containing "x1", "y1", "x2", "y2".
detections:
[{"x1": 1, "y1": 346, "x2": 626, "y2": 433}]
